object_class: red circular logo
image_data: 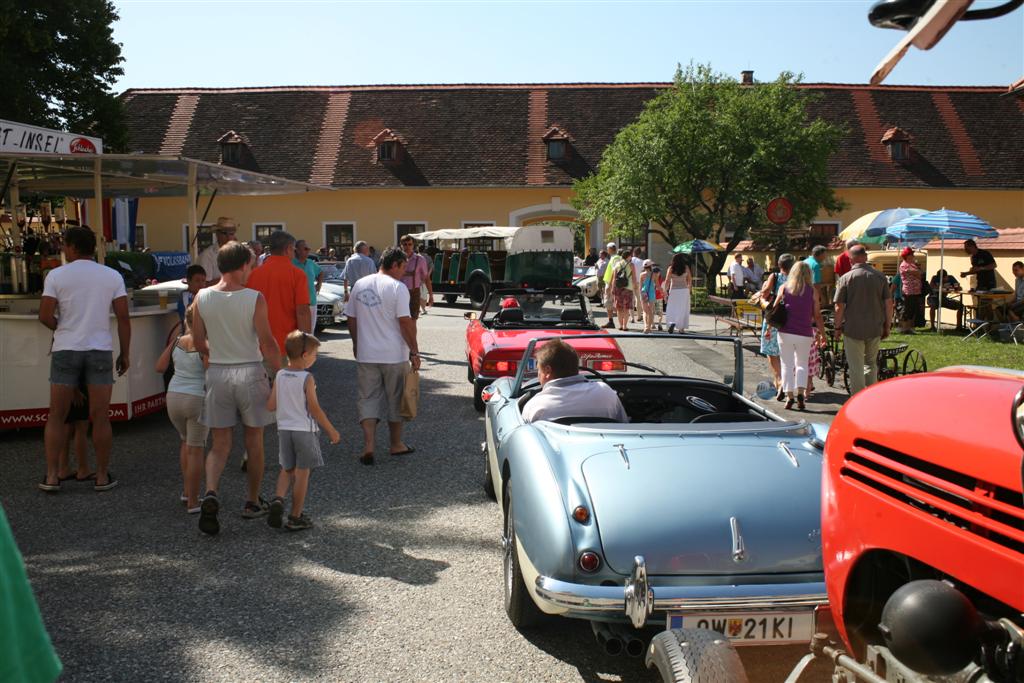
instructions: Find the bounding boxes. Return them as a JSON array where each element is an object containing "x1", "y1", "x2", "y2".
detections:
[
  {"x1": 69, "y1": 137, "x2": 97, "y2": 154},
  {"x1": 766, "y1": 197, "x2": 793, "y2": 225}
]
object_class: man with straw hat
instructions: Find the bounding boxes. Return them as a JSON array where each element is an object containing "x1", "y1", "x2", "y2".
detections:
[{"x1": 198, "y1": 217, "x2": 239, "y2": 286}]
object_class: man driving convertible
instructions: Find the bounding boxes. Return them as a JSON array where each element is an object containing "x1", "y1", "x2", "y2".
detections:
[{"x1": 522, "y1": 339, "x2": 628, "y2": 424}]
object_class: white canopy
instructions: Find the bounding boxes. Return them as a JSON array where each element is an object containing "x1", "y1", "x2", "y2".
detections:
[
  {"x1": 408, "y1": 226, "x2": 519, "y2": 241},
  {"x1": 408, "y1": 225, "x2": 574, "y2": 253}
]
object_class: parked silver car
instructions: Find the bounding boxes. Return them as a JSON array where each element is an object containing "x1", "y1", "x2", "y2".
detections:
[{"x1": 480, "y1": 334, "x2": 829, "y2": 681}]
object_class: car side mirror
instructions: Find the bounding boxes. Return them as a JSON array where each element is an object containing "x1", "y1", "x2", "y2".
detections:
[{"x1": 464, "y1": 312, "x2": 477, "y2": 320}]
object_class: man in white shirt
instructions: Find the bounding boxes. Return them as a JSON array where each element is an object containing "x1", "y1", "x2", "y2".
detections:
[
  {"x1": 746, "y1": 257, "x2": 764, "y2": 286},
  {"x1": 727, "y1": 253, "x2": 749, "y2": 298},
  {"x1": 340, "y1": 240, "x2": 377, "y2": 298},
  {"x1": 197, "y1": 216, "x2": 238, "y2": 286},
  {"x1": 522, "y1": 339, "x2": 628, "y2": 424},
  {"x1": 345, "y1": 247, "x2": 421, "y2": 465},
  {"x1": 38, "y1": 226, "x2": 131, "y2": 493}
]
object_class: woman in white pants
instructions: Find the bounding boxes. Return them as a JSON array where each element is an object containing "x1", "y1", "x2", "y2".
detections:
[
  {"x1": 772, "y1": 261, "x2": 826, "y2": 411},
  {"x1": 663, "y1": 253, "x2": 692, "y2": 333}
]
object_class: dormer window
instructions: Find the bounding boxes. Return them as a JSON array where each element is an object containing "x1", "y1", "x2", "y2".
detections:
[
  {"x1": 542, "y1": 125, "x2": 575, "y2": 161},
  {"x1": 881, "y1": 127, "x2": 912, "y2": 163},
  {"x1": 372, "y1": 128, "x2": 406, "y2": 165},
  {"x1": 217, "y1": 130, "x2": 246, "y2": 166}
]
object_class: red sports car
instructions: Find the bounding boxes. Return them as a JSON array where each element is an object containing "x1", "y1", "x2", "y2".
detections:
[{"x1": 465, "y1": 288, "x2": 624, "y2": 411}]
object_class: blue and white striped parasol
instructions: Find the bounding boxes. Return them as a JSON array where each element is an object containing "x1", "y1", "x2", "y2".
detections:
[{"x1": 867, "y1": 209, "x2": 999, "y2": 334}]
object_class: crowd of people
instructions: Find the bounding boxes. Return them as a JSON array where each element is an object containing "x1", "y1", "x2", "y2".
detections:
[
  {"x1": 589, "y1": 242, "x2": 692, "y2": 334},
  {"x1": 37, "y1": 218, "x2": 423, "y2": 537}
]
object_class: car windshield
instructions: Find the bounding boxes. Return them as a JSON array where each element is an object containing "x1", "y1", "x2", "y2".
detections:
[
  {"x1": 573, "y1": 266, "x2": 594, "y2": 278},
  {"x1": 483, "y1": 290, "x2": 591, "y2": 326}
]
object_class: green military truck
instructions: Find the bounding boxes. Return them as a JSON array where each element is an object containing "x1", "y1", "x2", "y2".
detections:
[{"x1": 409, "y1": 225, "x2": 575, "y2": 307}]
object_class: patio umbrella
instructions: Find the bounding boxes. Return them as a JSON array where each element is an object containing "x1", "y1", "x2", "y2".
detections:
[
  {"x1": 672, "y1": 239, "x2": 721, "y2": 287},
  {"x1": 867, "y1": 209, "x2": 999, "y2": 333},
  {"x1": 672, "y1": 239, "x2": 721, "y2": 254},
  {"x1": 838, "y1": 208, "x2": 928, "y2": 245}
]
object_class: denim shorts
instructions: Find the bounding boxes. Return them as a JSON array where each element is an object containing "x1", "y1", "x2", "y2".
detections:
[{"x1": 50, "y1": 350, "x2": 114, "y2": 386}]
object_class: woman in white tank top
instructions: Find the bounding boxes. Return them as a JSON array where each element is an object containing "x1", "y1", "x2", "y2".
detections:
[{"x1": 194, "y1": 288, "x2": 261, "y2": 364}]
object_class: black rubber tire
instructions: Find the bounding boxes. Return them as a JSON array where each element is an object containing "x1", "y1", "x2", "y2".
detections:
[
  {"x1": 468, "y1": 277, "x2": 490, "y2": 309},
  {"x1": 483, "y1": 445, "x2": 496, "y2": 501},
  {"x1": 473, "y1": 382, "x2": 486, "y2": 412},
  {"x1": 502, "y1": 482, "x2": 545, "y2": 629},
  {"x1": 467, "y1": 361, "x2": 475, "y2": 384},
  {"x1": 646, "y1": 628, "x2": 748, "y2": 683},
  {"x1": 842, "y1": 365, "x2": 851, "y2": 394},
  {"x1": 815, "y1": 348, "x2": 826, "y2": 380},
  {"x1": 443, "y1": 294, "x2": 458, "y2": 305},
  {"x1": 824, "y1": 350, "x2": 836, "y2": 387}
]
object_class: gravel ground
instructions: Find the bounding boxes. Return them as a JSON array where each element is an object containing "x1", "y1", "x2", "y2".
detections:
[{"x1": 3, "y1": 303, "x2": 837, "y2": 682}]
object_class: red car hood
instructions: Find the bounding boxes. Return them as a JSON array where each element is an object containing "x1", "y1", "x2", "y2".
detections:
[{"x1": 481, "y1": 328, "x2": 622, "y2": 358}]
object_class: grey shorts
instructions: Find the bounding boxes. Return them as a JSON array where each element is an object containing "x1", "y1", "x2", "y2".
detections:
[
  {"x1": 50, "y1": 350, "x2": 114, "y2": 386},
  {"x1": 356, "y1": 361, "x2": 409, "y2": 423},
  {"x1": 278, "y1": 430, "x2": 324, "y2": 470},
  {"x1": 166, "y1": 392, "x2": 209, "y2": 447},
  {"x1": 201, "y1": 363, "x2": 274, "y2": 429}
]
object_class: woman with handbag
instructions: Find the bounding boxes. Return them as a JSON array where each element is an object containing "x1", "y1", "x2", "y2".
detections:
[
  {"x1": 771, "y1": 261, "x2": 826, "y2": 411},
  {"x1": 663, "y1": 253, "x2": 692, "y2": 333},
  {"x1": 759, "y1": 253, "x2": 795, "y2": 400}
]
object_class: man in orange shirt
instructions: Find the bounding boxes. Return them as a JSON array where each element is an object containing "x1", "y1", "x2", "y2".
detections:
[{"x1": 246, "y1": 230, "x2": 310, "y2": 362}]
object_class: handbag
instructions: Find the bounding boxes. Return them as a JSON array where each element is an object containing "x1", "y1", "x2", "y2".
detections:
[
  {"x1": 765, "y1": 290, "x2": 788, "y2": 329},
  {"x1": 399, "y1": 369, "x2": 420, "y2": 419}
]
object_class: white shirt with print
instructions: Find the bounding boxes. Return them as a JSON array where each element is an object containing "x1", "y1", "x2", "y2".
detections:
[{"x1": 344, "y1": 273, "x2": 410, "y2": 364}]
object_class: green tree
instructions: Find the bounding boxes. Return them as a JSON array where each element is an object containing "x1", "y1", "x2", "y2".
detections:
[
  {"x1": 0, "y1": 0, "x2": 127, "y2": 150},
  {"x1": 574, "y1": 63, "x2": 845, "y2": 291}
]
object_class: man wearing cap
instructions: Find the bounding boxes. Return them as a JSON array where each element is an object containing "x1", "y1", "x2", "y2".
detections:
[
  {"x1": 600, "y1": 242, "x2": 620, "y2": 329},
  {"x1": 197, "y1": 217, "x2": 238, "y2": 286}
]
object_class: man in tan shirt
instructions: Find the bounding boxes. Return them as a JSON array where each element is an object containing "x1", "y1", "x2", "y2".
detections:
[{"x1": 833, "y1": 245, "x2": 893, "y2": 395}]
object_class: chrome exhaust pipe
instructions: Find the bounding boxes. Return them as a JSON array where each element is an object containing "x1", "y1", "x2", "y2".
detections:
[
  {"x1": 609, "y1": 623, "x2": 645, "y2": 658},
  {"x1": 591, "y1": 620, "x2": 624, "y2": 656}
]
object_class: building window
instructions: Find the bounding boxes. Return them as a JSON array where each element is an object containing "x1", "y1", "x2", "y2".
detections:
[
  {"x1": 395, "y1": 222, "x2": 426, "y2": 245},
  {"x1": 324, "y1": 223, "x2": 355, "y2": 258},
  {"x1": 809, "y1": 222, "x2": 840, "y2": 247},
  {"x1": 546, "y1": 140, "x2": 566, "y2": 160},
  {"x1": 378, "y1": 141, "x2": 396, "y2": 162},
  {"x1": 542, "y1": 125, "x2": 574, "y2": 161},
  {"x1": 253, "y1": 223, "x2": 283, "y2": 243},
  {"x1": 133, "y1": 224, "x2": 147, "y2": 251},
  {"x1": 183, "y1": 224, "x2": 215, "y2": 252}
]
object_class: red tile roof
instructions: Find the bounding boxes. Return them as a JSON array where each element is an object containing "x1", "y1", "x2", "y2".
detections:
[
  {"x1": 120, "y1": 82, "x2": 1024, "y2": 189},
  {"x1": 923, "y1": 228, "x2": 1024, "y2": 252}
]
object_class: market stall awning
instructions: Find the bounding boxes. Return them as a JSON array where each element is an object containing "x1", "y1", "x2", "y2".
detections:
[
  {"x1": 0, "y1": 153, "x2": 332, "y2": 198},
  {"x1": 408, "y1": 227, "x2": 520, "y2": 241}
]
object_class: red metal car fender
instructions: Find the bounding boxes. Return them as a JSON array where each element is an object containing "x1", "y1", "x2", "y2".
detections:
[{"x1": 823, "y1": 369, "x2": 1024, "y2": 651}]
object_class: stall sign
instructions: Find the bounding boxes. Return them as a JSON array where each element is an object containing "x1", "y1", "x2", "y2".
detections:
[
  {"x1": 152, "y1": 251, "x2": 191, "y2": 281},
  {"x1": 0, "y1": 119, "x2": 103, "y2": 155}
]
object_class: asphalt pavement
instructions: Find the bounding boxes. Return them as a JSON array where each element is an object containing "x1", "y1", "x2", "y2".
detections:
[{"x1": 2, "y1": 303, "x2": 836, "y2": 682}]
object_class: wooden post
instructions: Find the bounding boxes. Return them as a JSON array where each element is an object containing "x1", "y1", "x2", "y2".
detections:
[
  {"x1": 187, "y1": 162, "x2": 198, "y2": 263},
  {"x1": 93, "y1": 158, "x2": 104, "y2": 260}
]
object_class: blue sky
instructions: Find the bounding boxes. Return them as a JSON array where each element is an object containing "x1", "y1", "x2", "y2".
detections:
[{"x1": 112, "y1": 1, "x2": 1023, "y2": 90}]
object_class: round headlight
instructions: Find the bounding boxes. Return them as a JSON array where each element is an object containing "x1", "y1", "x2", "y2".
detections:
[{"x1": 1013, "y1": 386, "x2": 1024, "y2": 450}]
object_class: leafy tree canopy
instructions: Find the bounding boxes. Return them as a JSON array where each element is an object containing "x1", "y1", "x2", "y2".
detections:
[
  {"x1": 0, "y1": 0, "x2": 127, "y2": 150},
  {"x1": 574, "y1": 63, "x2": 845, "y2": 282}
]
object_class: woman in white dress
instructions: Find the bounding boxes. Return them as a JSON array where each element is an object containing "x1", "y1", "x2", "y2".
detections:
[{"x1": 662, "y1": 253, "x2": 692, "y2": 333}]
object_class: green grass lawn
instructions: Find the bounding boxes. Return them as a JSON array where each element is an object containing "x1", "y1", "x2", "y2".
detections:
[{"x1": 885, "y1": 328, "x2": 1024, "y2": 372}]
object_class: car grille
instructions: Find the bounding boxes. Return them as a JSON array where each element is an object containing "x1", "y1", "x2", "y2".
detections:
[
  {"x1": 317, "y1": 304, "x2": 333, "y2": 316},
  {"x1": 840, "y1": 439, "x2": 1024, "y2": 554}
]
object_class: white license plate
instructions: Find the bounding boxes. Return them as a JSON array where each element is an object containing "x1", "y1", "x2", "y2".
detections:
[{"x1": 667, "y1": 611, "x2": 814, "y2": 645}]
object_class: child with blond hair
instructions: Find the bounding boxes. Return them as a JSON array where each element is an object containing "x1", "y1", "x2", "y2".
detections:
[{"x1": 266, "y1": 330, "x2": 340, "y2": 531}]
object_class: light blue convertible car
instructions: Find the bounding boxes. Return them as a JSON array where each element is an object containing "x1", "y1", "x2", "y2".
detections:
[{"x1": 480, "y1": 334, "x2": 830, "y2": 681}]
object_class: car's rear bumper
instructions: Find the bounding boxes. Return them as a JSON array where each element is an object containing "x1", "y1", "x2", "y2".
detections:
[{"x1": 534, "y1": 556, "x2": 827, "y2": 628}]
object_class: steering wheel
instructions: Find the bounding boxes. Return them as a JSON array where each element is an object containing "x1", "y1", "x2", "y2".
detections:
[
  {"x1": 578, "y1": 366, "x2": 608, "y2": 382},
  {"x1": 622, "y1": 361, "x2": 667, "y2": 376}
]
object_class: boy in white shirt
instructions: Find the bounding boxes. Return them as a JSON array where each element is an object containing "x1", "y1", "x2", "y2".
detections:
[{"x1": 266, "y1": 330, "x2": 340, "y2": 531}]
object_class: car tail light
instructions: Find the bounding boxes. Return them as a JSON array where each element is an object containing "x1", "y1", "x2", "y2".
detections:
[
  {"x1": 588, "y1": 360, "x2": 625, "y2": 372},
  {"x1": 572, "y1": 506, "x2": 590, "y2": 523},
  {"x1": 482, "y1": 360, "x2": 517, "y2": 375},
  {"x1": 578, "y1": 551, "x2": 601, "y2": 573}
]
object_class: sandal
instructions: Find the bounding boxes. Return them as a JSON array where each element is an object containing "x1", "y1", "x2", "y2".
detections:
[
  {"x1": 94, "y1": 473, "x2": 118, "y2": 492},
  {"x1": 359, "y1": 453, "x2": 375, "y2": 466},
  {"x1": 38, "y1": 476, "x2": 60, "y2": 493},
  {"x1": 390, "y1": 446, "x2": 416, "y2": 456},
  {"x1": 76, "y1": 473, "x2": 97, "y2": 482}
]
